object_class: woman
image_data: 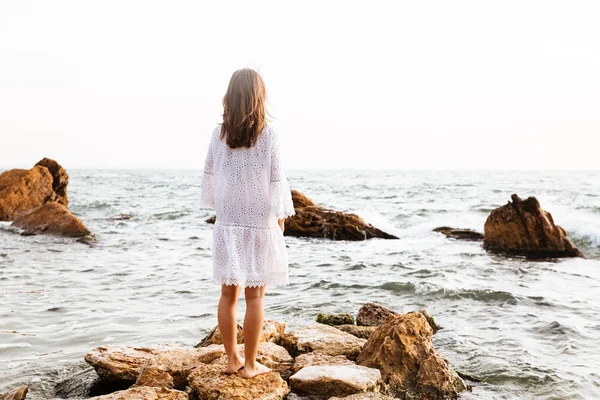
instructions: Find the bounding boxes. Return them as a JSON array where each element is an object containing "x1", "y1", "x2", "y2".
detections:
[{"x1": 200, "y1": 68, "x2": 295, "y2": 378}]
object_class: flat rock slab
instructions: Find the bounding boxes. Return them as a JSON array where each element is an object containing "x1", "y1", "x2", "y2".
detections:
[
  {"x1": 136, "y1": 345, "x2": 225, "y2": 389},
  {"x1": 0, "y1": 385, "x2": 28, "y2": 400},
  {"x1": 88, "y1": 387, "x2": 188, "y2": 399},
  {"x1": 187, "y1": 363, "x2": 289, "y2": 400},
  {"x1": 282, "y1": 323, "x2": 366, "y2": 360},
  {"x1": 289, "y1": 365, "x2": 381, "y2": 398},
  {"x1": 433, "y1": 226, "x2": 484, "y2": 241},
  {"x1": 292, "y1": 351, "x2": 355, "y2": 373},
  {"x1": 85, "y1": 344, "x2": 186, "y2": 383},
  {"x1": 329, "y1": 393, "x2": 395, "y2": 400}
]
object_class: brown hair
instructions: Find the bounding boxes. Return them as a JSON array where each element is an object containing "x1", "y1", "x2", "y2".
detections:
[{"x1": 221, "y1": 68, "x2": 268, "y2": 148}]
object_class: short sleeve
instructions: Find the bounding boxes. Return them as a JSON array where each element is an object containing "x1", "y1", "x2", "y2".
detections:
[
  {"x1": 200, "y1": 130, "x2": 216, "y2": 208},
  {"x1": 269, "y1": 127, "x2": 295, "y2": 219}
]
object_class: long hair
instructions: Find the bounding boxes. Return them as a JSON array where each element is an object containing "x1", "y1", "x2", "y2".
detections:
[{"x1": 221, "y1": 68, "x2": 268, "y2": 148}]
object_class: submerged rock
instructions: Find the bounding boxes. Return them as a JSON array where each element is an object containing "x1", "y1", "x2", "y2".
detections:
[
  {"x1": 356, "y1": 313, "x2": 466, "y2": 399},
  {"x1": 292, "y1": 351, "x2": 355, "y2": 373},
  {"x1": 187, "y1": 363, "x2": 289, "y2": 400},
  {"x1": 483, "y1": 194, "x2": 584, "y2": 258},
  {"x1": 0, "y1": 385, "x2": 28, "y2": 400},
  {"x1": 195, "y1": 320, "x2": 285, "y2": 348},
  {"x1": 316, "y1": 313, "x2": 355, "y2": 326},
  {"x1": 87, "y1": 386, "x2": 188, "y2": 399},
  {"x1": 285, "y1": 191, "x2": 398, "y2": 241},
  {"x1": 433, "y1": 226, "x2": 484, "y2": 241},
  {"x1": 11, "y1": 202, "x2": 91, "y2": 238},
  {"x1": 356, "y1": 303, "x2": 398, "y2": 327},
  {"x1": 281, "y1": 323, "x2": 366, "y2": 360},
  {"x1": 289, "y1": 365, "x2": 381, "y2": 398},
  {"x1": 85, "y1": 344, "x2": 186, "y2": 384}
]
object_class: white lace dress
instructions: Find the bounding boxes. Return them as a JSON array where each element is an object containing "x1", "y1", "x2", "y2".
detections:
[{"x1": 200, "y1": 125, "x2": 295, "y2": 288}]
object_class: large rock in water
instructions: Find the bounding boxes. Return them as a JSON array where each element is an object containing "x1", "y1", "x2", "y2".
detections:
[
  {"x1": 0, "y1": 385, "x2": 28, "y2": 400},
  {"x1": 356, "y1": 313, "x2": 466, "y2": 399},
  {"x1": 356, "y1": 303, "x2": 398, "y2": 327},
  {"x1": 11, "y1": 202, "x2": 91, "y2": 237},
  {"x1": 285, "y1": 190, "x2": 398, "y2": 240},
  {"x1": 483, "y1": 194, "x2": 584, "y2": 258}
]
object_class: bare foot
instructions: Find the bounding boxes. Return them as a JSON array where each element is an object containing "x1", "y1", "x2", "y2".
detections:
[
  {"x1": 241, "y1": 361, "x2": 271, "y2": 379},
  {"x1": 224, "y1": 356, "x2": 245, "y2": 374}
]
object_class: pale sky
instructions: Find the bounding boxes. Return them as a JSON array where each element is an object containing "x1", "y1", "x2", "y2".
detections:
[{"x1": 0, "y1": 1, "x2": 599, "y2": 170}]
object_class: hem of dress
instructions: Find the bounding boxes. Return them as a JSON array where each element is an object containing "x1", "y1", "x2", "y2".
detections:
[{"x1": 214, "y1": 272, "x2": 289, "y2": 288}]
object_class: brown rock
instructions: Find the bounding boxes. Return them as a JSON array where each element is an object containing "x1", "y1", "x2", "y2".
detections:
[
  {"x1": 85, "y1": 344, "x2": 186, "y2": 384},
  {"x1": 433, "y1": 226, "x2": 484, "y2": 241},
  {"x1": 187, "y1": 363, "x2": 289, "y2": 400},
  {"x1": 356, "y1": 303, "x2": 398, "y2": 327},
  {"x1": 281, "y1": 323, "x2": 366, "y2": 360},
  {"x1": 336, "y1": 325, "x2": 377, "y2": 339},
  {"x1": 35, "y1": 157, "x2": 69, "y2": 205},
  {"x1": 210, "y1": 342, "x2": 294, "y2": 379},
  {"x1": 0, "y1": 166, "x2": 55, "y2": 221},
  {"x1": 356, "y1": 313, "x2": 466, "y2": 399},
  {"x1": 329, "y1": 394, "x2": 395, "y2": 400},
  {"x1": 414, "y1": 309, "x2": 440, "y2": 334},
  {"x1": 0, "y1": 385, "x2": 28, "y2": 400},
  {"x1": 195, "y1": 320, "x2": 285, "y2": 348},
  {"x1": 483, "y1": 194, "x2": 584, "y2": 258},
  {"x1": 87, "y1": 386, "x2": 188, "y2": 399},
  {"x1": 285, "y1": 190, "x2": 398, "y2": 241},
  {"x1": 289, "y1": 365, "x2": 381, "y2": 398},
  {"x1": 292, "y1": 351, "x2": 355, "y2": 373},
  {"x1": 135, "y1": 345, "x2": 225, "y2": 389},
  {"x1": 11, "y1": 202, "x2": 91, "y2": 237}
]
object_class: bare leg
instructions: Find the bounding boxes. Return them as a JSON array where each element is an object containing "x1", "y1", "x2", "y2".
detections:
[
  {"x1": 241, "y1": 285, "x2": 271, "y2": 378},
  {"x1": 218, "y1": 284, "x2": 244, "y2": 374}
]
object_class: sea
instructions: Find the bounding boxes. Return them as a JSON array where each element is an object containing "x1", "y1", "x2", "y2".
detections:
[{"x1": 1, "y1": 169, "x2": 599, "y2": 399}]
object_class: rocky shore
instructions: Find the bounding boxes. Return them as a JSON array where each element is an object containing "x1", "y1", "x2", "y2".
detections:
[{"x1": 1, "y1": 304, "x2": 470, "y2": 400}]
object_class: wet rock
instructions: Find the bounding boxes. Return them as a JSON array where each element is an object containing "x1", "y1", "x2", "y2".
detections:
[
  {"x1": 329, "y1": 394, "x2": 395, "y2": 400},
  {"x1": 285, "y1": 191, "x2": 398, "y2": 241},
  {"x1": 85, "y1": 344, "x2": 186, "y2": 384},
  {"x1": 195, "y1": 320, "x2": 285, "y2": 348},
  {"x1": 0, "y1": 166, "x2": 55, "y2": 221},
  {"x1": 54, "y1": 367, "x2": 129, "y2": 398},
  {"x1": 356, "y1": 303, "x2": 397, "y2": 327},
  {"x1": 335, "y1": 325, "x2": 377, "y2": 340},
  {"x1": 35, "y1": 158, "x2": 69, "y2": 205},
  {"x1": 433, "y1": 226, "x2": 484, "y2": 241},
  {"x1": 205, "y1": 215, "x2": 216, "y2": 224},
  {"x1": 11, "y1": 202, "x2": 91, "y2": 238},
  {"x1": 483, "y1": 194, "x2": 585, "y2": 258},
  {"x1": 281, "y1": 323, "x2": 366, "y2": 360},
  {"x1": 289, "y1": 365, "x2": 381, "y2": 398},
  {"x1": 87, "y1": 386, "x2": 188, "y2": 399},
  {"x1": 187, "y1": 363, "x2": 289, "y2": 400},
  {"x1": 316, "y1": 313, "x2": 355, "y2": 326},
  {"x1": 356, "y1": 313, "x2": 466, "y2": 399},
  {"x1": 0, "y1": 385, "x2": 28, "y2": 400},
  {"x1": 292, "y1": 351, "x2": 355, "y2": 373},
  {"x1": 135, "y1": 346, "x2": 225, "y2": 389}
]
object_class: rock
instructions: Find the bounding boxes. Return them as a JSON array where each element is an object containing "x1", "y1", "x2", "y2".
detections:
[
  {"x1": 210, "y1": 342, "x2": 294, "y2": 380},
  {"x1": 329, "y1": 394, "x2": 395, "y2": 400},
  {"x1": 433, "y1": 226, "x2": 484, "y2": 241},
  {"x1": 135, "y1": 345, "x2": 225, "y2": 389},
  {"x1": 195, "y1": 320, "x2": 285, "y2": 348},
  {"x1": 356, "y1": 313, "x2": 466, "y2": 399},
  {"x1": 0, "y1": 386, "x2": 28, "y2": 400},
  {"x1": 289, "y1": 365, "x2": 381, "y2": 398},
  {"x1": 35, "y1": 158, "x2": 69, "y2": 205},
  {"x1": 54, "y1": 367, "x2": 130, "y2": 398},
  {"x1": 292, "y1": 351, "x2": 355, "y2": 373},
  {"x1": 285, "y1": 191, "x2": 398, "y2": 241},
  {"x1": 356, "y1": 303, "x2": 397, "y2": 327},
  {"x1": 187, "y1": 363, "x2": 289, "y2": 400},
  {"x1": 414, "y1": 309, "x2": 440, "y2": 334},
  {"x1": 0, "y1": 166, "x2": 54, "y2": 221},
  {"x1": 483, "y1": 194, "x2": 585, "y2": 258},
  {"x1": 316, "y1": 313, "x2": 355, "y2": 326},
  {"x1": 335, "y1": 325, "x2": 377, "y2": 339},
  {"x1": 87, "y1": 386, "x2": 188, "y2": 399},
  {"x1": 85, "y1": 344, "x2": 186, "y2": 384},
  {"x1": 11, "y1": 202, "x2": 91, "y2": 238},
  {"x1": 205, "y1": 215, "x2": 216, "y2": 224},
  {"x1": 281, "y1": 323, "x2": 366, "y2": 360}
]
